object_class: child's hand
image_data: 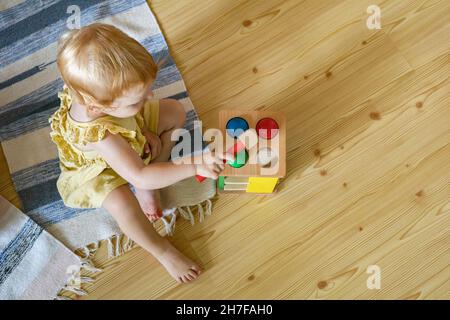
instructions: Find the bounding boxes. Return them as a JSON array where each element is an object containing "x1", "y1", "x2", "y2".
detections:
[
  {"x1": 194, "y1": 152, "x2": 234, "y2": 180},
  {"x1": 141, "y1": 129, "x2": 161, "y2": 160}
]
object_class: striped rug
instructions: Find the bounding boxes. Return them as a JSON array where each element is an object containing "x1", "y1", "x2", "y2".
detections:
[
  {"x1": 0, "y1": 195, "x2": 81, "y2": 299},
  {"x1": 0, "y1": 0, "x2": 215, "y2": 299}
]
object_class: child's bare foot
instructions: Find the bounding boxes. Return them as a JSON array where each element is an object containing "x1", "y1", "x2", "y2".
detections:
[
  {"x1": 135, "y1": 188, "x2": 162, "y2": 221},
  {"x1": 156, "y1": 240, "x2": 203, "y2": 283}
]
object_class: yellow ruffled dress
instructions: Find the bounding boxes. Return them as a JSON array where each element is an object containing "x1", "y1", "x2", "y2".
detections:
[{"x1": 48, "y1": 87, "x2": 159, "y2": 208}]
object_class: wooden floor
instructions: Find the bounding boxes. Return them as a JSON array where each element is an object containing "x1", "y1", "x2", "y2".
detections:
[{"x1": 1, "y1": 0, "x2": 449, "y2": 299}]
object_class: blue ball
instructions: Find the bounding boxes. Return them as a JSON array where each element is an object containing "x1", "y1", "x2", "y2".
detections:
[{"x1": 226, "y1": 117, "x2": 249, "y2": 138}]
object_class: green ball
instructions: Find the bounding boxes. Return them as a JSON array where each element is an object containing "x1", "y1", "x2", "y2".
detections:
[
  {"x1": 228, "y1": 149, "x2": 249, "y2": 168},
  {"x1": 218, "y1": 176, "x2": 225, "y2": 190}
]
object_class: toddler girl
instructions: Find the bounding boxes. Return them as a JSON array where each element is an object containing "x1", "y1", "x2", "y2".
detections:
[{"x1": 49, "y1": 23, "x2": 229, "y2": 283}]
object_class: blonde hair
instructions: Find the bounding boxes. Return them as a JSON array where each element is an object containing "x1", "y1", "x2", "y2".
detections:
[{"x1": 57, "y1": 23, "x2": 158, "y2": 108}]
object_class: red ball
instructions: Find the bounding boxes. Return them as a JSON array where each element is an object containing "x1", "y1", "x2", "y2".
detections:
[{"x1": 256, "y1": 118, "x2": 279, "y2": 139}]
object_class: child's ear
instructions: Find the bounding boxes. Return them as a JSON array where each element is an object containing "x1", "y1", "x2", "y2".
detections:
[{"x1": 88, "y1": 105, "x2": 103, "y2": 114}]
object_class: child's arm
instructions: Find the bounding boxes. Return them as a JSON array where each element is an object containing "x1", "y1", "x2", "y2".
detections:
[{"x1": 89, "y1": 132, "x2": 228, "y2": 190}]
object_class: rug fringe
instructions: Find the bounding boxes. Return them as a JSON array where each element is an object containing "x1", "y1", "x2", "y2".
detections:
[
  {"x1": 174, "y1": 198, "x2": 213, "y2": 229},
  {"x1": 115, "y1": 234, "x2": 121, "y2": 257},
  {"x1": 56, "y1": 253, "x2": 101, "y2": 300},
  {"x1": 106, "y1": 237, "x2": 114, "y2": 258},
  {"x1": 80, "y1": 258, "x2": 102, "y2": 273},
  {"x1": 63, "y1": 285, "x2": 87, "y2": 296},
  {"x1": 160, "y1": 208, "x2": 177, "y2": 236},
  {"x1": 106, "y1": 234, "x2": 136, "y2": 258},
  {"x1": 177, "y1": 206, "x2": 190, "y2": 222}
]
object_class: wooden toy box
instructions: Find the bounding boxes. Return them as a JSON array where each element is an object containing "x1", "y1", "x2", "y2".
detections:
[{"x1": 217, "y1": 110, "x2": 286, "y2": 194}]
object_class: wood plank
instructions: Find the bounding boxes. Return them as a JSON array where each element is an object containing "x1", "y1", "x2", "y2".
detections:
[{"x1": 381, "y1": 0, "x2": 450, "y2": 68}]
